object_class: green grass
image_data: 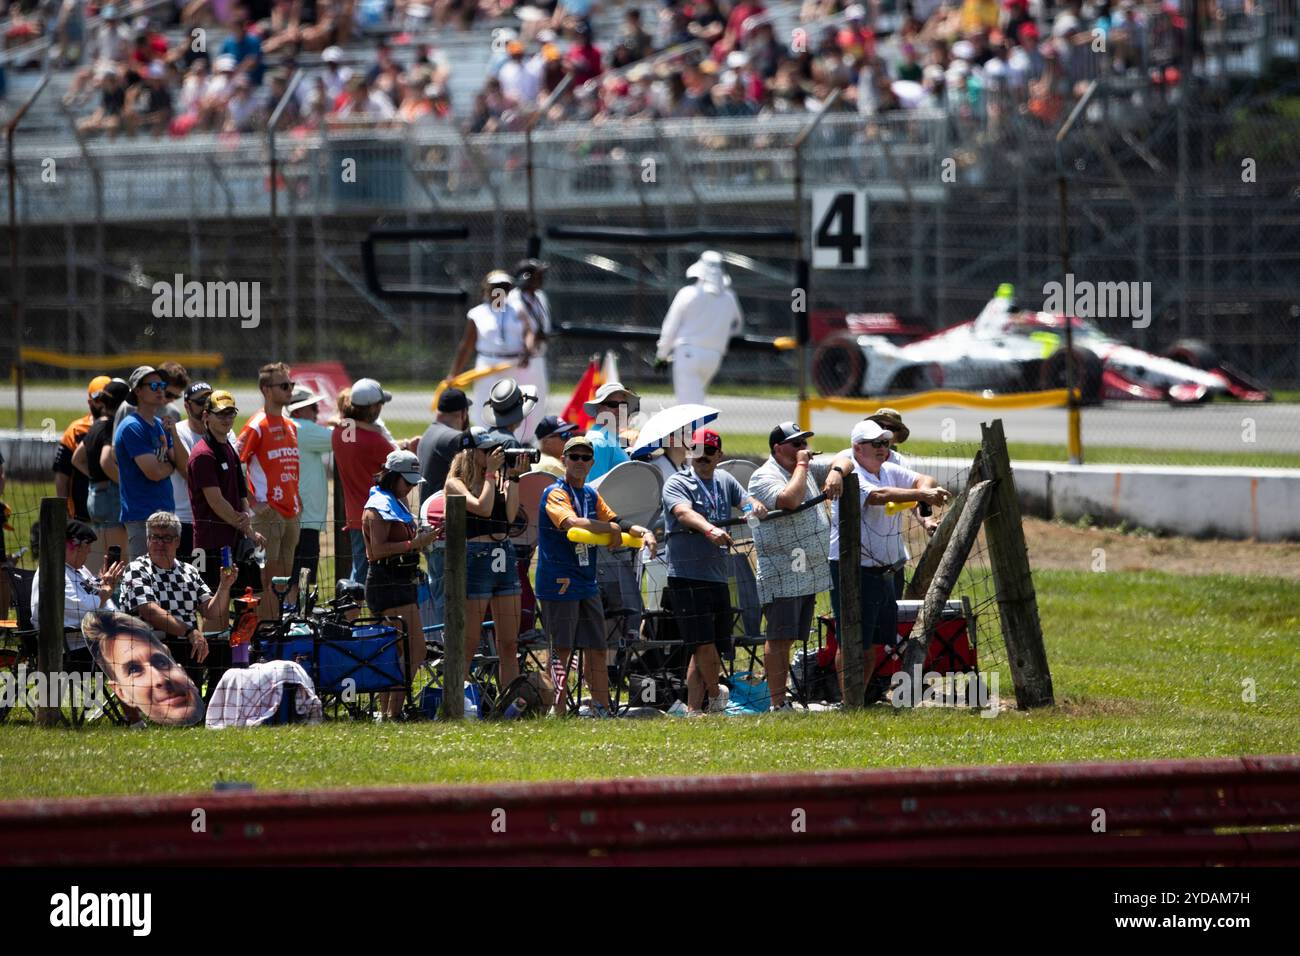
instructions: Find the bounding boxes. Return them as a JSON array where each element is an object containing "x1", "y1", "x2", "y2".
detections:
[{"x1": 0, "y1": 569, "x2": 1295, "y2": 799}]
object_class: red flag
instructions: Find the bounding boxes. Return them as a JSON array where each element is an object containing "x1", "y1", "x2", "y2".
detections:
[{"x1": 562, "y1": 358, "x2": 602, "y2": 430}]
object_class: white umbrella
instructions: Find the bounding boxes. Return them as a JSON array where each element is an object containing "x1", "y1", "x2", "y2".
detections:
[{"x1": 628, "y1": 403, "x2": 720, "y2": 459}]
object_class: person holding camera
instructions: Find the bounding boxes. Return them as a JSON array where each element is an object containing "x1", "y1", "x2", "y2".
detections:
[
  {"x1": 363, "y1": 450, "x2": 438, "y2": 721},
  {"x1": 444, "y1": 426, "x2": 524, "y2": 689}
]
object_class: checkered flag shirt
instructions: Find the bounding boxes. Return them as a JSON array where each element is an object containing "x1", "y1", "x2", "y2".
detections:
[{"x1": 119, "y1": 556, "x2": 213, "y2": 633}]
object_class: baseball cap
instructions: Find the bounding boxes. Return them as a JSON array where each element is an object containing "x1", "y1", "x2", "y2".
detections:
[
  {"x1": 99, "y1": 378, "x2": 131, "y2": 406},
  {"x1": 851, "y1": 420, "x2": 893, "y2": 445},
  {"x1": 563, "y1": 435, "x2": 594, "y2": 455},
  {"x1": 128, "y1": 365, "x2": 161, "y2": 391},
  {"x1": 485, "y1": 269, "x2": 513, "y2": 288},
  {"x1": 768, "y1": 421, "x2": 814, "y2": 448},
  {"x1": 535, "y1": 415, "x2": 577, "y2": 441},
  {"x1": 383, "y1": 449, "x2": 425, "y2": 484},
  {"x1": 206, "y1": 390, "x2": 238, "y2": 414},
  {"x1": 350, "y1": 378, "x2": 392, "y2": 406},
  {"x1": 65, "y1": 519, "x2": 98, "y2": 544},
  {"x1": 184, "y1": 381, "x2": 214, "y2": 402},
  {"x1": 468, "y1": 426, "x2": 508, "y2": 450},
  {"x1": 692, "y1": 427, "x2": 722, "y2": 451},
  {"x1": 88, "y1": 375, "x2": 113, "y2": 398},
  {"x1": 437, "y1": 387, "x2": 470, "y2": 413}
]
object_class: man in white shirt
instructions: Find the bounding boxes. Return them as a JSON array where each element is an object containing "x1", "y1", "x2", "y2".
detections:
[
  {"x1": 655, "y1": 251, "x2": 743, "y2": 406},
  {"x1": 498, "y1": 40, "x2": 540, "y2": 107},
  {"x1": 31, "y1": 520, "x2": 124, "y2": 667},
  {"x1": 828, "y1": 420, "x2": 949, "y2": 699},
  {"x1": 748, "y1": 422, "x2": 833, "y2": 709}
]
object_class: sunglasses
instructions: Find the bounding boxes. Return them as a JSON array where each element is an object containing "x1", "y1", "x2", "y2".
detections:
[
  {"x1": 867, "y1": 439, "x2": 891, "y2": 449},
  {"x1": 144, "y1": 380, "x2": 167, "y2": 392},
  {"x1": 269, "y1": 381, "x2": 296, "y2": 391},
  {"x1": 565, "y1": 453, "x2": 594, "y2": 462},
  {"x1": 782, "y1": 438, "x2": 808, "y2": 448},
  {"x1": 208, "y1": 408, "x2": 238, "y2": 418},
  {"x1": 700, "y1": 446, "x2": 721, "y2": 457},
  {"x1": 147, "y1": 534, "x2": 178, "y2": 543}
]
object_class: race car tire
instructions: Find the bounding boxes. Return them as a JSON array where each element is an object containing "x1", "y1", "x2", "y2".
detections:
[
  {"x1": 812, "y1": 336, "x2": 866, "y2": 397},
  {"x1": 1040, "y1": 348, "x2": 1103, "y2": 405},
  {"x1": 1164, "y1": 339, "x2": 1217, "y2": 370}
]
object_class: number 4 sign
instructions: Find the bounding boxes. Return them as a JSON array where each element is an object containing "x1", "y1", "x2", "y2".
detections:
[{"x1": 811, "y1": 189, "x2": 868, "y2": 269}]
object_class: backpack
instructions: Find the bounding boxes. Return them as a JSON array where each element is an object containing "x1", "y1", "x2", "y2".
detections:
[{"x1": 492, "y1": 672, "x2": 554, "y2": 718}]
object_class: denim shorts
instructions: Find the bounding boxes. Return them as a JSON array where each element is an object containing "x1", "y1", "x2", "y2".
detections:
[
  {"x1": 466, "y1": 540, "x2": 521, "y2": 600},
  {"x1": 87, "y1": 481, "x2": 123, "y2": 528}
]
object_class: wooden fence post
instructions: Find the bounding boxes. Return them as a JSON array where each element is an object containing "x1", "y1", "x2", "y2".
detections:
[
  {"x1": 838, "y1": 473, "x2": 864, "y2": 709},
  {"x1": 36, "y1": 498, "x2": 66, "y2": 727},
  {"x1": 440, "y1": 494, "x2": 466, "y2": 719},
  {"x1": 980, "y1": 419, "x2": 1054, "y2": 708},
  {"x1": 899, "y1": 479, "x2": 996, "y2": 693},
  {"x1": 905, "y1": 449, "x2": 983, "y2": 600}
]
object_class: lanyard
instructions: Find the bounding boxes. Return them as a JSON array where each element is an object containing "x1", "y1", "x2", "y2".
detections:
[
  {"x1": 561, "y1": 481, "x2": 588, "y2": 520},
  {"x1": 696, "y1": 475, "x2": 722, "y2": 522}
]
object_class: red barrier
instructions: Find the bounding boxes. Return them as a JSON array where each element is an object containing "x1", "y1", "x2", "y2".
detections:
[{"x1": 3, "y1": 756, "x2": 1298, "y2": 866}]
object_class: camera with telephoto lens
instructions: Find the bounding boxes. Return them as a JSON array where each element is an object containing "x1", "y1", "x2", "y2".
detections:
[{"x1": 502, "y1": 446, "x2": 541, "y2": 466}]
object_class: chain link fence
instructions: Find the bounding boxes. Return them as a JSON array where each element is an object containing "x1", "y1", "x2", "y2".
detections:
[{"x1": 5, "y1": 86, "x2": 1299, "y2": 464}]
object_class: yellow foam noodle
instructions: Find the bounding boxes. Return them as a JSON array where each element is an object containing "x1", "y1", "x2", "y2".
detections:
[
  {"x1": 567, "y1": 528, "x2": 643, "y2": 548},
  {"x1": 430, "y1": 362, "x2": 515, "y2": 410},
  {"x1": 772, "y1": 336, "x2": 798, "y2": 351},
  {"x1": 885, "y1": 500, "x2": 919, "y2": 515}
]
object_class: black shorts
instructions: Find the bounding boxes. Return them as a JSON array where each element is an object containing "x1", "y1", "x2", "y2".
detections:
[
  {"x1": 763, "y1": 593, "x2": 816, "y2": 643},
  {"x1": 663, "y1": 577, "x2": 732, "y2": 650},
  {"x1": 365, "y1": 561, "x2": 419, "y2": 613}
]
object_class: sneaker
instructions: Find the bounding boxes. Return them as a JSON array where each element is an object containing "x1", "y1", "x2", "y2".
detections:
[
  {"x1": 686, "y1": 709, "x2": 708, "y2": 718},
  {"x1": 707, "y1": 690, "x2": 728, "y2": 714},
  {"x1": 590, "y1": 703, "x2": 614, "y2": 719}
]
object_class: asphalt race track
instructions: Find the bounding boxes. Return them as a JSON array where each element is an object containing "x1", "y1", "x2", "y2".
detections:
[{"x1": 5, "y1": 386, "x2": 1298, "y2": 455}]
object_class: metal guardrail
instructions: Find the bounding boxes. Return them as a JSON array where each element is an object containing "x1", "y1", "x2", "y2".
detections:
[
  {"x1": 3, "y1": 756, "x2": 1298, "y2": 865},
  {"x1": 2, "y1": 111, "x2": 952, "y2": 223}
]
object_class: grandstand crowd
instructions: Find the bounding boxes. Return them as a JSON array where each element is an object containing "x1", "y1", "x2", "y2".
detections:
[{"x1": 0, "y1": 0, "x2": 1220, "y2": 137}]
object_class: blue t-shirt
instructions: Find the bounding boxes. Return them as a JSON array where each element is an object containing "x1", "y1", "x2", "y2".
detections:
[
  {"x1": 219, "y1": 34, "x2": 265, "y2": 85},
  {"x1": 535, "y1": 480, "x2": 616, "y2": 601},
  {"x1": 113, "y1": 412, "x2": 175, "y2": 523},
  {"x1": 586, "y1": 425, "x2": 629, "y2": 482},
  {"x1": 662, "y1": 468, "x2": 745, "y2": 583}
]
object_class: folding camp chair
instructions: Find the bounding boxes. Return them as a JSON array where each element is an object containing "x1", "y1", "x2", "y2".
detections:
[{"x1": 315, "y1": 616, "x2": 410, "y2": 719}]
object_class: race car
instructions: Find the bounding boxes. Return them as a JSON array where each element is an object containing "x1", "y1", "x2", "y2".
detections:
[{"x1": 811, "y1": 287, "x2": 1272, "y2": 405}]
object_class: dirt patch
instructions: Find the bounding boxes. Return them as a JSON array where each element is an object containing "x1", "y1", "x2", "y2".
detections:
[{"x1": 1021, "y1": 517, "x2": 1300, "y2": 579}]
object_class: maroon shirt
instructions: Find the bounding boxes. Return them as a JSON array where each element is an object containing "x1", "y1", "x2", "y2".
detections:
[{"x1": 188, "y1": 432, "x2": 250, "y2": 549}]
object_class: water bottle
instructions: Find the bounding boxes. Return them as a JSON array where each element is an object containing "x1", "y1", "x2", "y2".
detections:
[
  {"x1": 743, "y1": 500, "x2": 760, "y2": 531},
  {"x1": 503, "y1": 696, "x2": 528, "y2": 719},
  {"x1": 253, "y1": 545, "x2": 267, "y2": 569}
]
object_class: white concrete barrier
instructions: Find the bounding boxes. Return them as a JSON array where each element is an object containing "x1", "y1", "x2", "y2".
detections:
[{"x1": 811, "y1": 452, "x2": 1300, "y2": 541}]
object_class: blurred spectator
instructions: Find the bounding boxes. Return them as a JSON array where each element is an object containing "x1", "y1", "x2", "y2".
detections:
[
  {"x1": 564, "y1": 19, "x2": 602, "y2": 85},
  {"x1": 219, "y1": 13, "x2": 265, "y2": 85},
  {"x1": 498, "y1": 38, "x2": 541, "y2": 107},
  {"x1": 76, "y1": 67, "x2": 126, "y2": 138},
  {"x1": 125, "y1": 60, "x2": 173, "y2": 136}
]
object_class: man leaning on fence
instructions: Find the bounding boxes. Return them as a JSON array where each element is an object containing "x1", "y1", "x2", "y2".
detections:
[
  {"x1": 748, "y1": 422, "x2": 834, "y2": 711},
  {"x1": 829, "y1": 421, "x2": 951, "y2": 700},
  {"x1": 113, "y1": 366, "x2": 182, "y2": 560}
]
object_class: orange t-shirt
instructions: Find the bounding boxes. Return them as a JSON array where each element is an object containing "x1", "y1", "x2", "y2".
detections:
[{"x1": 236, "y1": 410, "x2": 301, "y2": 518}]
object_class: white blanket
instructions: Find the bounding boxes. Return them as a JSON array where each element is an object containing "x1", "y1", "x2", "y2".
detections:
[{"x1": 206, "y1": 661, "x2": 324, "y2": 728}]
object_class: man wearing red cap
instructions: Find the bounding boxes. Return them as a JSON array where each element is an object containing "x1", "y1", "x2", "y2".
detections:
[{"x1": 661, "y1": 427, "x2": 767, "y2": 715}]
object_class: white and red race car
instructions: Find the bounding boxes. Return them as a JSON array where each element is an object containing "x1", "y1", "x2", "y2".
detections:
[{"x1": 811, "y1": 291, "x2": 1271, "y2": 405}]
